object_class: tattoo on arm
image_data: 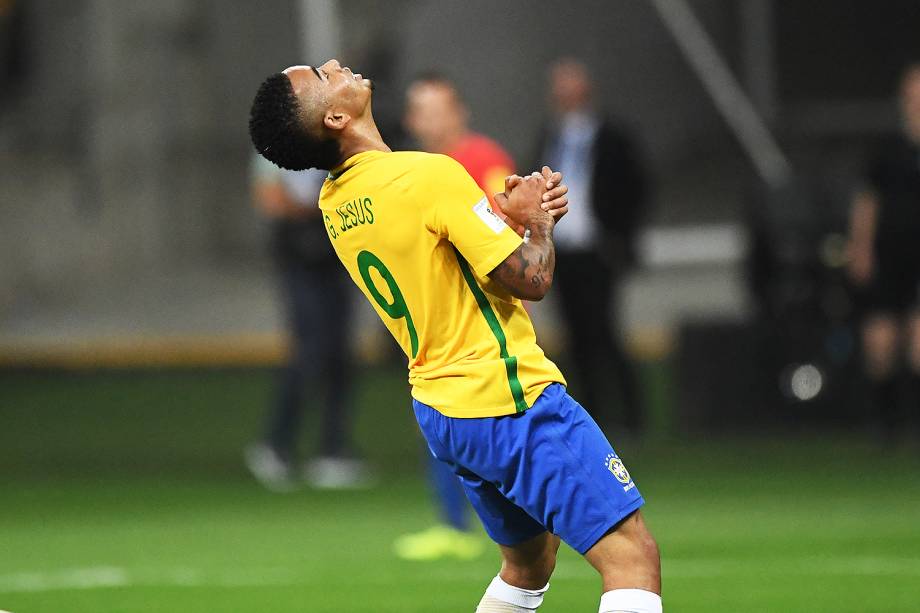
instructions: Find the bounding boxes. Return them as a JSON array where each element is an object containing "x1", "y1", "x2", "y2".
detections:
[{"x1": 489, "y1": 221, "x2": 555, "y2": 300}]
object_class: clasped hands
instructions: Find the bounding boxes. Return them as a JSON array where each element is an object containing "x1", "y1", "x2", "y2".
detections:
[{"x1": 493, "y1": 166, "x2": 569, "y2": 236}]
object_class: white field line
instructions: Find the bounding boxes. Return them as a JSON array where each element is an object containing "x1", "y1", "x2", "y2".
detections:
[
  {"x1": 1, "y1": 557, "x2": 919, "y2": 593},
  {"x1": 0, "y1": 566, "x2": 303, "y2": 594}
]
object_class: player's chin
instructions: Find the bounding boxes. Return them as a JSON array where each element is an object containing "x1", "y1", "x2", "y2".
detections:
[{"x1": 364, "y1": 78, "x2": 375, "y2": 91}]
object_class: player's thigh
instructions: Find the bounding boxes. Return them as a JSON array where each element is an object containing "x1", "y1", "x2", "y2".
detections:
[
  {"x1": 583, "y1": 509, "x2": 660, "y2": 594},
  {"x1": 456, "y1": 468, "x2": 546, "y2": 549},
  {"x1": 459, "y1": 385, "x2": 644, "y2": 556},
  {"x1": 414, "y1": 398, "x2": 548, "y2": 550}
]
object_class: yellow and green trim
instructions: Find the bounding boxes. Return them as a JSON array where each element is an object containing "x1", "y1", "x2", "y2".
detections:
[{"x1": 454, "y1": 250, "x2": 528, "y2": 413}]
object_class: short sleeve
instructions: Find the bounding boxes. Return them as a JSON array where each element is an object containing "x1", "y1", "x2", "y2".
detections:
[{"x1": 426, "y1": 155, "x2": 523, "y2": 277}]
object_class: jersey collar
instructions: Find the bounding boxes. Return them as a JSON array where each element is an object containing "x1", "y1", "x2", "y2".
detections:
[{"x1": 328, "y1": 150, "x2": 385, "y2": 181}]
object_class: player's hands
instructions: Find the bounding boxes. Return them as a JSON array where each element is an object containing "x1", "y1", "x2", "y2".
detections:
[
  {"x1": 493, "y1": 174, "x2": 551, "y2": 230},
  {"x1": 538, "y1": 166, "x2": 568, "y2": 223}
]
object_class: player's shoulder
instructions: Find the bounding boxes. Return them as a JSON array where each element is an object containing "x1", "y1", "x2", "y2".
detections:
[
  {"x1": 344, "y1": 151, "x2": 458, "y2": 190},
  {"x1": 380, "y1": 150, "x2": 452, "y2": 168},
  {"x1": 401, "y1": 150, "x2": 470, "y2": 178}
]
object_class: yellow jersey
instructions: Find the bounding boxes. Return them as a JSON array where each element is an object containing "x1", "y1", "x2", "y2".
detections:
[{"x1": 319, "y1": 150, "x2": 565, "y2": 417}]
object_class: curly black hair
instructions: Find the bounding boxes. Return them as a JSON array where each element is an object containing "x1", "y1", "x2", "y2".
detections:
[{"x1": 248, "y1": 72, "x2": 342, "y2": 171}]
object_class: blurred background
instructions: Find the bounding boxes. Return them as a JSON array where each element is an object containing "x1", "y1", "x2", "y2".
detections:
[{"x1": 2, "y1": 1, "x2": 919, "y2": 611}]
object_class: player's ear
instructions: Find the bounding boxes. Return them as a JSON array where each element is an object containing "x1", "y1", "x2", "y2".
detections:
[{"x1": 323, "y1": 109, "x2": 350, "y2": 132}]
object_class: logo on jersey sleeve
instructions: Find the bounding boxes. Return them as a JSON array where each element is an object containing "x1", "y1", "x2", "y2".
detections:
[
  {"x1": 472, "y1": 197, "x2": 508, "y2": 234},
  {"x1": 605, "y1": 453, "x2": 635, "y2": 492}
]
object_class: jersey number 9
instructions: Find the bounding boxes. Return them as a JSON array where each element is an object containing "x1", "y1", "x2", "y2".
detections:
[{"x1": 356, "y1": 250, "x2": 419, "y2": 359}]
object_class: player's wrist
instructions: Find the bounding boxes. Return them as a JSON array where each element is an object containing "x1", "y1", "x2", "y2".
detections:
[{"x1": 523, "y1": 212, "x2": 553, "y2": 239}]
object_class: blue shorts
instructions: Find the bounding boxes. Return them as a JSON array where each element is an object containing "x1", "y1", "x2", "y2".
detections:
[{"x1": 413, "y1": 383, "x2": 644, "y2": 554}]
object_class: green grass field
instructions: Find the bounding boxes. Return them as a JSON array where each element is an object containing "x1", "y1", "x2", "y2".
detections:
[{"x1": 2, "y1": 368, "x2": 920, "y2": 612}]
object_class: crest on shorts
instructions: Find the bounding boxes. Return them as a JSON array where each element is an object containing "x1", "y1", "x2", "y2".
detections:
[{"x1": 605, "y1": 453, "x2": 631, "y2": 484}]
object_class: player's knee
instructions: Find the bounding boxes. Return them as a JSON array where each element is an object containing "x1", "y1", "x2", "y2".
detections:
[
  {"x1": 586, "y1": 512, "x2": 660, "y2": 590},
  {"x1": 620, "y1": 516, "x2": 660, "y2": 574},
  {"x1": 637, "y1": 530, "x2": 661, "y2": 578}
]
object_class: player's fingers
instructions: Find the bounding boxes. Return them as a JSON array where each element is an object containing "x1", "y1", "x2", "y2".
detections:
[
  {"x1": 542, "y1": 195, "x2": 568, "y2": 211},
  {"x1": 542, "y1": 182, "x2": 568, "y2": 203},
  {"x1": 541, "y1": 166, "x2": 561, "y2": 189},
  {"x1": 494, "y1": 192, "x2": 509, "y2": 208},
  {"x1": 504, "y1": 174, "x2": 522, "y2": 193},
  {"x1": 549, "y1": 205, "x2": 569, "y2": 221},
  {"x1": 518, "y1": 174, "x2": 539, "y2": 188},
  {"x1": 524, "y1": 174, "x2": 545, "y2": 194}
]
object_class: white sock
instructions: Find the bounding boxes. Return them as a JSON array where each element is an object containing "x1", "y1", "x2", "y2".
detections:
[
  {"x1": 598, "y1": 588, "x2": 662, "y2": 613},
  {"x1": 475, "y1": 575, "x2": 549, "y2": 612}
]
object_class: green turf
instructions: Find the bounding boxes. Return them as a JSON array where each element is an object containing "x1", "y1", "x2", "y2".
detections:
[{"x1": 2, "y1": 369, "x2": 919, "y2": 611}]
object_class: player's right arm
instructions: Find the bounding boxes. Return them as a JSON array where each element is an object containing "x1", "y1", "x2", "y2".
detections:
[{"x1": 487, "y1": 174, "x2": 558, "y2": 302}]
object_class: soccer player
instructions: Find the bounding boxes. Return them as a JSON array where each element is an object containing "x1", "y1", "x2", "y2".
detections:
[
  {"x1": 392, "y1": 72, "x2": 520, "y2": 561},
  {"x1": 249, "y1": 59, "x2": 662, "y2": 613}
]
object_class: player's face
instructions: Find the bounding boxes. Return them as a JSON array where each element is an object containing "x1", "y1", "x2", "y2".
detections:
[
  {"x1": 284, "y1": 59, "x2": 373, "y2": 125},
  {"x1": 900, "y1": 68, "x2": 920, "y2": 143},
  {"x1": 404, "y1": 83, "x2": 466, "y2": 150}
]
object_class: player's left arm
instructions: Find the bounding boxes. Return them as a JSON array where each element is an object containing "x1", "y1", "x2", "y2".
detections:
[
  {"x1": 427, "y1": 157, "x2": 567, "y2": 301},
  {"x1": 487, "y1": 172, "x2": 567, "y2": 301},
  {"x1": 487, "y1": 214, "x2": 556, "y2": 301}
]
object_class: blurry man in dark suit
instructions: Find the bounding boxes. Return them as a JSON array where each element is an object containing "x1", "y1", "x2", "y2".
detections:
[{"x1": 534, "y1": 58, "x2": 649, "y2": 434}]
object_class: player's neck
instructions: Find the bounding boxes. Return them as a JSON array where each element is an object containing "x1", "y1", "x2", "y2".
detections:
[{"x1": 338, "y1": 119, "x2": 391, "y2": 162}]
